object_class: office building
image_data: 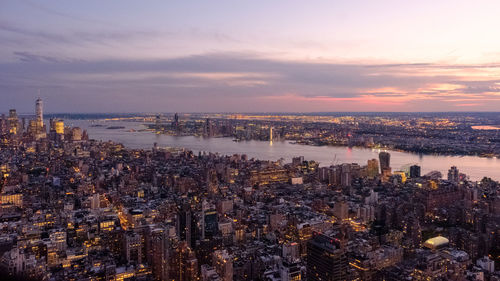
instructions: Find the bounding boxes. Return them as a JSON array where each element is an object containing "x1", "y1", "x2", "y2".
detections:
[
  {"x1": 367, "y1": 159, "x2": 379, "y2": 178},
  {"x1": 213, "y1": 250, "x2": 233, "y2": 281},
  {"x1": 447, "y1": 166, "x2": 459, "y2": 183},
  {"x1": 410, "y1": 165, "x2": 421, "y2": 178},
  {"x1": 36, "y1": 97, "x2": 43, "y2": 128},
  {"x1": 379, "y1": 152, "x2": 391, "y2": 173},
  {"x1": 306, "y1": 232, "x2": 348, "y2": 281}
]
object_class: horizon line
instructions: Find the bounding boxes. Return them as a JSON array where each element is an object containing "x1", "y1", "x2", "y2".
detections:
[{"x1": 25, "y1": 111, "x2": 500, "y2": 115}]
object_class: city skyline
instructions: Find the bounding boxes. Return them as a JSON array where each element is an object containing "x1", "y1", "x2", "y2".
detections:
[
  {"x1": 0, "y1": 98, "x2": 499, "y2": 280},
  {"x1": 2, "y1": 1, "x2": 500, "y2": 112},
  {"x1": 2, "y1": 2, "x2": 500, "y2": 280}
]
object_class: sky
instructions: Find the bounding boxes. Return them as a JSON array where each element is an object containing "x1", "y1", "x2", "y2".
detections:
[{"x1": 1, "y1": 0, "x2": 500, "y2": 113}]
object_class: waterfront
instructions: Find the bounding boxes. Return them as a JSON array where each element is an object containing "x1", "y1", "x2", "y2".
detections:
[{"x1": 69, "y1": 119, "x2": 500, "y2": 181}]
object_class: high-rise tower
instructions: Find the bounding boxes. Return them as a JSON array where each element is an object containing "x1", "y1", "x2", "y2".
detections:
[
  {"x1": 379, "y1": 151, "x2": 391, "y2": 172},
  {"x1": 36, "y1": 97, "x2": 43, "y2": 128},
  {"x1": 410, "y1": 165, "x2": 421, "y2": 178},
  {"x1": 173, "y1": 113, "x2": 180, "y2": 132},
  {"x1": 447, "y1": 166, "x2": 459, "y2": 183},
  {"x1": 8, "y1": 109, "x2": 18, "y2": 134},
  {"x1": 307, "y1": 231, "x2": 348, "y2": 281}
]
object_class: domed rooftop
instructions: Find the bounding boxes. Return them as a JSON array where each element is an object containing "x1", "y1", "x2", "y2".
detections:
[{"x1": 423, "y1": 236, "x2": 449, "y2": 250}]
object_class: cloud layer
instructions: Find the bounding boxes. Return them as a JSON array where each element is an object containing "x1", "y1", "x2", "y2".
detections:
[{"x1": 2, "y1": 52, "x2": 500, "y2": 113}]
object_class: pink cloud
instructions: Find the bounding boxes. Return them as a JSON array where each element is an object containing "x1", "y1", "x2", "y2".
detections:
[{"x1": 454, "y1": 103, "x2": 483, "y2": 107}]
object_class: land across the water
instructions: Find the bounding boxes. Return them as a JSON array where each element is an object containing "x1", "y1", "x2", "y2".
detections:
[
  {"x1": 66, "y1": 118, "x2": 500, "y2": 181},
  {"x1": 49, "y1": 112, "x2": 500, "y2": 158}
]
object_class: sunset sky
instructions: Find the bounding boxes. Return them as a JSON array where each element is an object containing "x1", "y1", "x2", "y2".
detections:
[{"x1": 2, "y1": 0, "x2": 500, "y2": 113}]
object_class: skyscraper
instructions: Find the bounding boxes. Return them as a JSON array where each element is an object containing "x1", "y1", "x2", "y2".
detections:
[
  {"x1": 173, "y1": 113, "x2": 179, "y2": 132},
  {"x1": 201, "y1": 200, "x2": 218, "y2": 240},
  {"x1": 171, "y1": 241, "x2": 199, "y2": 281},
  {"x1": 447, "y1": 166, "x2": 459, "y2": 183},
  {"x1": 379, "y1": 152, "x2": 391, "y2": 173},
  {"x1": 54, "y1": 120, "x2": 64, "y2": 135},
  {"x1": 123, "y1": 232, "x2": 143, "y2": 264},
  {"x1": 149, "y1": 227, "x2": 172, "y2": 281},
  {"x1": 0, "y1": 114, "x2": 6, "y2": 134},
  {"x1": 205, "y1": 118, "x2": 214, "y2": 137},
  {"x1": 36, "y1": 97, "x2": 43, "y2": 128},
  {"x1": 213, "y1": 249, "x2": 233, "y2": 281},
  {"x1": 8, "y1": 109, "x2": 18, "y2": 134},
  {"x1": 340, "y1": 163, "x2": 351, "y2": 187},
  {"x1": 410, "y1": 165, "x2": 421, "y2": 178},
  {"x1": 307, "y1": 232, "x2": 348, "y2": 281},
  {"x1": 367, "y1": 159, "x2": 379, "y2": 178},
  {"x1": 202, "y1": 210, "x2": 218, "y2": 240},
  {"x1": 177, "y1": 203, "x2": 196, "y2": 248}
]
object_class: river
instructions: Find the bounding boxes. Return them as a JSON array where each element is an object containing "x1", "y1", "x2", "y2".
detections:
[{"x1": 67, "y1": 119, "x2": 500, "y2": 181}]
